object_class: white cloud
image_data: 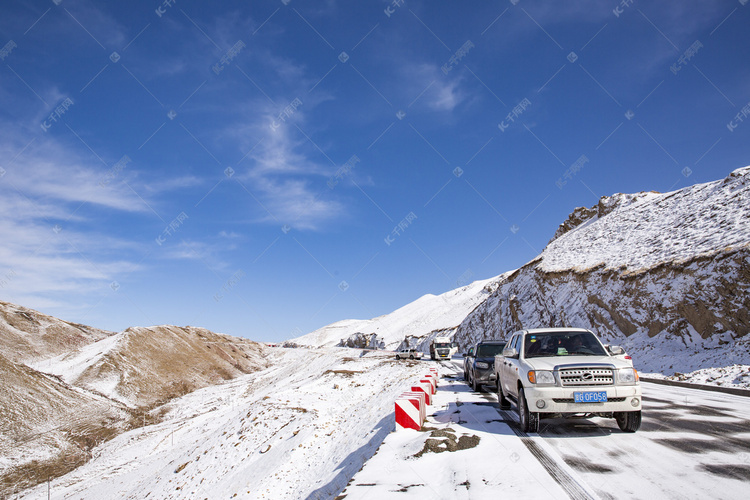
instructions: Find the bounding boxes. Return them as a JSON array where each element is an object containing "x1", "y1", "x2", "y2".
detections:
[
  {"x1": 0, "y1": 129, "x2": 146, "y2": 311},
  {"x1": 228, "y1": 99, "x2": 345, "y2": 231}
]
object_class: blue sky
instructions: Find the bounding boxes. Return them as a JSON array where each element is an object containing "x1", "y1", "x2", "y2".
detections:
[{"x1": 1, "y1": 0, "x2": 748, "y2": 342}]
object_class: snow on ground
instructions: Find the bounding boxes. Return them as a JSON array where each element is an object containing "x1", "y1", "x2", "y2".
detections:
[
  {"x1": 18, "y1": 347, "x2": 426, "y2": 500},
  {"x1": 540, "y1": 166, "x2": 750, "y2": 273},
  {"x1": 29, "y1": 331, "x2": 123, "y2": 385},
  {"x1": 292, "y1": 274, "x2": 508, "y2": 350},
  {"x1": 341, "y1": 363, "x2": 588, "y2": 499},
  {"x1": 342, "y1": 360, "x2": 750, "y2": 500},
  {"x1": 642, "y1": 364, "x2": 750, "y2": 388}
]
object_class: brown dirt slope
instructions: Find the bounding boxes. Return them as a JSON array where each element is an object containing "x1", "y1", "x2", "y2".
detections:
[
  {"x1": 69, "y1": 325, "x2": 269, "y2": 408},
  {"x1": 0, "y1": 353, "x2": 131, "y2": 497},
  {"x1": 0, "y1": 301, "x2": 113, "y2": 364}
]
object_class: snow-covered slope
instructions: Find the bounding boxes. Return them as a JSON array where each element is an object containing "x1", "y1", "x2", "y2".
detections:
[
  {"x1": 0, "y1": 353, "x2": 132, "y2": 497},
  {"x1": 541, "y1": 167, "x2": 750, "y2": 273},
  {"x1": 290, "y1": 275, "x2": 507, "y2": 350},
  {"x1": 455, "y1": 166, "x2": 750, "y2": 385},
  {"x1": 18, "y1": 348, "x2": 424, "y2": 500},
  {"x1": 31, "y1": 325, "x2": 269, "y2": 408},
  {"x1": 0, "y1": 301, "x2": 113, "y2": 364}
]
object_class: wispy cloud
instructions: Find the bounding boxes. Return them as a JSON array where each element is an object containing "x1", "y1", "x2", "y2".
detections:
[{"x1": 0, "y1": 130, "x2": 146, "y2": 312}]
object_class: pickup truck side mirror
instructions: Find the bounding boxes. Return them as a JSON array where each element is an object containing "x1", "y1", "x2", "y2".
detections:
[
  {"x1": 502, "y1": 347, "x2": 518, "y2": 358},
  {"x1": 609, "y1": 345, "x2": 624, "y2": 355}
]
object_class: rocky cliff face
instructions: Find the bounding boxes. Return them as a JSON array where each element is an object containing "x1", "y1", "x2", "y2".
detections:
[{"x1": 455, "y1": 167, "x2": 750, "y2": 377}]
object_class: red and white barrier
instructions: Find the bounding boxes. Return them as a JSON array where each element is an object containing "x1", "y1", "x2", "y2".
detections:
[
  {"x1": 395, "y1": 367, "x2": 442, "y2": 431},
  {"x1": 396, "y1": 391, "x2": 425, "y2": 430},
  {"x1": 422, "y1": 375, "x2": 437, "y2": 394},
  {"x1": 411, "y1": 381, "x2": 432, "y2": 405}
]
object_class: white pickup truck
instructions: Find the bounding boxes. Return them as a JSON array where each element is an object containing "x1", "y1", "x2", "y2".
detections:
[{"x1": 495, "y1": 328, "x2": 642, "y2": 433}]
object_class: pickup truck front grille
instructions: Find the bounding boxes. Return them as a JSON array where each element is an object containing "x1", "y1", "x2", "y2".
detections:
[{"x1": 559, "y1": 367, "x2": 614, "y2": 386}]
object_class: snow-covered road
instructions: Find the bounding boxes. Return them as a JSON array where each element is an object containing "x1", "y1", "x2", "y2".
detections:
[{"x1": 342, "y1": 358, "x2": 750, "y2": 499}]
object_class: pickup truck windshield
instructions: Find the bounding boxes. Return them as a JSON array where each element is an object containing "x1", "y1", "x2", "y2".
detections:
[
  {"x1": 476, "y1": 343, "x2": 506, "y2": 357},
  {"x1": 524, "y1": 332, "x2": 607, "y2": 358}
]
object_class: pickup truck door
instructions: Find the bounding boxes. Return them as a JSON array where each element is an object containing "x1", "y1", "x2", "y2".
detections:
[{"x1": 503, "y1": 335, "x2": 520, "y2": 398}]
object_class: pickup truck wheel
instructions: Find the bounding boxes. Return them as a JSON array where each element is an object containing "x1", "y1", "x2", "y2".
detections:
[
  {"x1": 615, "y1": 410, "x2": 641, "y2": 433},
  {"x1": 409, "y1": 355, "x2": 414, "y2": 360},
  {"x1": 518, "y1": 388, "x2": 539, "y2": 433},
  {"x1": 497, "y1": 384, "x2": 511, "y2": 410},
  {"x1": 395, "y1": 355, "x2": 400, "y2": 360}
]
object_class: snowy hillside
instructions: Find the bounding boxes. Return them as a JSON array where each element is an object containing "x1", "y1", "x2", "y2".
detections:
[
  {"x1": 18, "y1": 348, "x2": 425, "y2": 500},
  {"x1": 291, "y1": 275, "x2": 507, "y2": 350},
  {"x1": 0, "y1": 301, "x2": 113, "y2": 364},
  {"x1": 455, "y1": 166, "x2": 750, "y2": 386},
  {"x1": 541, "y1": 167, "x2": 750, "y2": 273},
  {"x1": 31, "y1": 325, "x2": 269, "y2": 408},
  {"x1": 0, "y1": 353, "x2": 132, "y2": 496}
]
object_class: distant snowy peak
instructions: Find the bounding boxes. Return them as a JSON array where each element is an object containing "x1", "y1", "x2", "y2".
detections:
[
  {"x1": 290, "y1": 274, "x2": 508, "y2": 349},
  {"x1": 541, "y1": 166, "x2": 750, "y2": 273}
]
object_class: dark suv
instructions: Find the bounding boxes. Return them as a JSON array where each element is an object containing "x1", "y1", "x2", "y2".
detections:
[{"x1": 464, "y1": 340, "x2": 507, "y2": 392}]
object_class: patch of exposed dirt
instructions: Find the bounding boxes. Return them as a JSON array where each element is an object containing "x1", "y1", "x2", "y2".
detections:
[{"x1": 412, "y1": 428, "x2": 480, "y2": 458}]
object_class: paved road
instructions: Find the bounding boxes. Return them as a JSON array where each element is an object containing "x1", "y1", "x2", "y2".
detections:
[
  {"x1": 454, "y1": 358, "x2": 750, "y2": 499},
  {"x1": 342, "y1": 358, "x2": 750, "y2": 499}
]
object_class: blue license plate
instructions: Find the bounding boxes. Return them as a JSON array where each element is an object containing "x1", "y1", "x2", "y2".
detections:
[{"x1": 574, "y1": 391, "x2": 608, "y2": 403}]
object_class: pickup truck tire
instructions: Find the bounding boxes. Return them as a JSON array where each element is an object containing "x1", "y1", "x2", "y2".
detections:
[
  {"x1": 470, "y1": 371, "x2": 480, "y2": 392},
  {"x1": 409, "y1": 355, "x2": 414, "y2": 360},
  {"x1": 497, "y1": 384, "x2": 511, "y2": 410},
  {"x1": 615, "y1": 410, "x2": 641, "y2": 433},
  {"x1": 518, "y1": 388, "x2": 539, "y2": 433}
]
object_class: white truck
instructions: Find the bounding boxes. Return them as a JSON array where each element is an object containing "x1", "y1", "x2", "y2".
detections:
[
  {"x1": 495, "y1": 327, "x2": 642, "y2": 433},
  {"x1": 429, "y1": 337, "x2": 457, "y2": 360}
]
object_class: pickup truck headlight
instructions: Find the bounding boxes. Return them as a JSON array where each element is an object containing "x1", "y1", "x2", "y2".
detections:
[
  {"x1": 528, "y1": 370, "x2": 555, "y2": 385},
  {"x1": 618, "y1": 368, "x2": 639, "y2": 385},
  {"x1": 476, "y1": 362, "x2": 490, "y2": 369}
]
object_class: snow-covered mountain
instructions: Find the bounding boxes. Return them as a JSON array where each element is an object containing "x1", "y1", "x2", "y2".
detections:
[
  {"x1": 455, "y1": 166, "x2": 750, "y2": 380},
  {"x1": 290, "y1": 274, "x2": 508, "y2": 351}
]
